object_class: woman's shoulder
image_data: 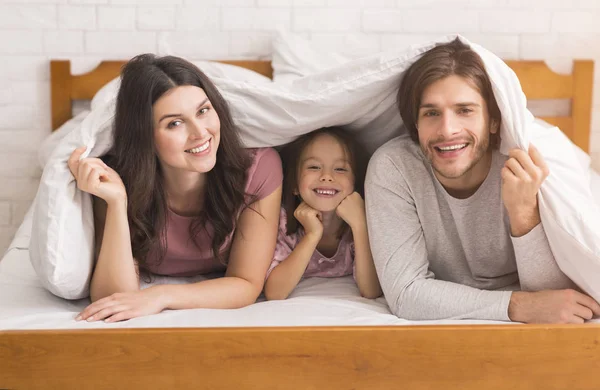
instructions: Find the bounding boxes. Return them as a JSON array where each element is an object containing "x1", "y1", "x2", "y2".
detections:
[{"x1": 245, "y1": 147, "x2": 283, "y2": 199}]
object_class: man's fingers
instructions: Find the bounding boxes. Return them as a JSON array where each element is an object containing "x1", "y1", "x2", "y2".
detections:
[{"x1": 528, "y1": 144, "x2": 550, "y2": 177}]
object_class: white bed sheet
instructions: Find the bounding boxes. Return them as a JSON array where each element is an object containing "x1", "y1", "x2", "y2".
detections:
[{"x1": 2, "y1": 169, "x2": 599, "y2": 330}]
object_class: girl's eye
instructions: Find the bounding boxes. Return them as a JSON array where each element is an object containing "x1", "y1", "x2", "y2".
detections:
[
  {"x1": 335, "y1": 167, "x2": 348, "y2": 172},
  {"x1": 307, "y1": 165, "x2": 320, "y2": 170},
  {"x1": 167, "y1": 120, "x2": 183, "y2": 129},
  {"x1": 198, "y1": 107, "x2": 209, "y2": 115}
]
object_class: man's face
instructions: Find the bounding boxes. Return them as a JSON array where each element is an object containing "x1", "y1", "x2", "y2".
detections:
[{"x1": 416, "y1": 75, "x2": 496, "y2": 183}]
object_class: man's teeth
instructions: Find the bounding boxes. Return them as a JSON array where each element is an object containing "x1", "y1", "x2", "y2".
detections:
[
  {"x1": 186, "y1": 141, "x2": 209, "y2": 154},
  {"x1": 315, "y1": 189, "x2": 337, "y2": 195},
  {"x1": 438, "y1": 143, "x2": 467, "y2": 151}
]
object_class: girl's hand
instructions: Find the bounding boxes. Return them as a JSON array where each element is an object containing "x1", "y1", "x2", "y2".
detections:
[
  {"x1": 75, "y1": 286, "x2": 167, "y2": 323},
  {"x1": 336, "y1": 192, "x2": 366, "y2": 230},
  {"x1": 68, "y1": 146, "x2": 127, "y2": 206},
  {"x1": 294, "y1": 202, "x2": 323, "y2": 239}
]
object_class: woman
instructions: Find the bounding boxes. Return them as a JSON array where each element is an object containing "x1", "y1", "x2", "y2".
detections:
[{"x1": 68, "y1": 54, "x2": 282, "y2": 322}]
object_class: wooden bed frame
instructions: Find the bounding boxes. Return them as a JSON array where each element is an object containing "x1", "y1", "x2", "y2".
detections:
[{"x1": 1, "y1": 58, "x2": 597, "y2": 389}]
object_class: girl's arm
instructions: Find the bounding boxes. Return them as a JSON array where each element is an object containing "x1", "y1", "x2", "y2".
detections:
[
  {"x1": 351, "y1": 223, "x2": 382, "y2": 299},
  {"x1": 263, "y1": 232, "x2": 320, "y2": 301},
  {"x1": 336, "y1": 192, "x2": 382, "y2": 299}
]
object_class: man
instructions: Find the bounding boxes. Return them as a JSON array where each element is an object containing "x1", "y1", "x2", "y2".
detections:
[{"x1": 365, "y1": 39, "x2": 600, "y2": 323}]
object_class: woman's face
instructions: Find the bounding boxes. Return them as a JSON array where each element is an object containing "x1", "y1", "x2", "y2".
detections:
[{"x1": 153, "y1": 85, "x2": 221, "y2": 175}]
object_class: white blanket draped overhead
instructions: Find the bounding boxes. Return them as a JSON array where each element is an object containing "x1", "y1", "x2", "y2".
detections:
[{"x1": 31, "y1": 35, "x2": 600, "y2": 300}]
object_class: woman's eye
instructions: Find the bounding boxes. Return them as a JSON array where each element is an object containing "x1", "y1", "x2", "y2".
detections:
[
  {"x1": 167, "y1": 120, "x2": 182, "y2": 129},
  {"x1": 198, "y1": 107, "x2": 209, "y2": 115}
]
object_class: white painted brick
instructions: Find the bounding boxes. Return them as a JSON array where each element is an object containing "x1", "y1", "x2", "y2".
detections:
[
  {"x1": 552, "y1": 11, "x2": 600, "y2": 34},
  {"x1": 9, "y1": 81, "x2": 42, "y2": 104},
  {"x1": 157, "y1": 32, "x2": 230, "y2": 58},
  {"x1": 230, "y1": 32, "x2": 272, "y2": 58},
  {"x1": 111, "y1": 0, "x2": 182, "y2": 4},
  {"x1": 381, "y1": 34, "x2": 445, "y2": 51},
  {"x1": 0, "y1": 31, "x2": 43, "y2": 54},
  {"x1": 0, "y1": 130, "x2": 47, "y2": 154},
  {"x1": 175, "y1": 6, "x2": 220, "y2": 31},
  {"x1": 4, "y1": 0, "x2": 66, "y2": 3},
  {"x1": 0, "y1": 202, "x2": 10, "y2": 227},
  {"x1": 58, "y1": 5, "x2": 97, "y2": 30},
  {"x1": 11, "y1": 201, "x2": 33, "y2": 227},
  {"x1": 397, "y1": 0, "x2": 470, "y2": 7},
  {"x1": 184, "y1": 0, "x2": 253, "y2": 4},
  {"x1": 461, "y1": 34, "x2": 519, "y2": 59},
  {"x1": 293, "y1": 0, "x2": 325, "y2": 6},
  {"x1": 70, "y1": 0, "x2": 108, "y2": 3},
  {"x1": 505, "y1": 0, "x2": 565, "y2": 8},
  {"x1": 98, "y1": 6, "x2": 136, "y2": 30},
  {"x1": 258, "y1": 0, "x2": 292, "y2": 6},
  {"x1": 0, "y1": 106, "x2": 36, "y2": 130},
  {"x1": 328, "y1": 0, "x2": 395, "y2": 6},
  {"x1": 85, "y1": 31, "x2": 157, "y2": 55},
  {"x1": 576, "y1": 0, "x2": 600, "y2": 7},
  {"x1": 480, "y1": 10, "x2": 551, "y2": 33},
  {"x1": 362, "y1": 9, "x2": 403, "y2": 32},
  {"x1": 0, "y1": 153, "x2": 41, "y2": 179},
  {"x1": 137, "y1": 6, "x2": 176, "y2": 30},
  {"x1": 0, "y1": 227, "x2": 17, "y2": 255},
  {"x1": 43, "y1": 31, "x2": 84, "y2": 54},
  {"x1": 0, "y1": 5, "x2": 57, "y2": 29},
  {"x1": 401, "y1": 9, "x2": 479, "y2": 33},
  {"x1": 293, "y1": 8, "x2": 361, "y2": 32},
  {"x1": 519, "y1": 34, "x2": 600, "y2": 60},
  {"x1": 0, "y1": 178, "x2": 40, "y2": 200},
  {"x1": 223, "y1": 8, "x2": 291, "y2": 31},
  {"x1": 0, "y1": 88, "x2": 12, "y2": 105},
  {"x1": 0, "y1": 56, "x2": 48, "y2": 82},
  {"x1": 309, "y1": 33, "x2": 381, "y2": 57}
]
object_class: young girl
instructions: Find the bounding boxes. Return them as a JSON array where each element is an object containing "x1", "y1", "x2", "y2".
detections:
[
  {"x1": 264, "y1": 128, "x2": 382, "y2": 300},
  {"x1": 68, "y1": 54, "x2": 282, "y2": 322}
]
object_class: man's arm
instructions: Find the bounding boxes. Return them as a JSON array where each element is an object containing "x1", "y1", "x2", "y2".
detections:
[{"x1": 365, "y1": 151, "x2": 512, "y2": 321}]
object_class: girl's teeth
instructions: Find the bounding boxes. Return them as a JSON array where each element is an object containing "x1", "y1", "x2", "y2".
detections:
[{"x1": 315, "y1": 189, "x2": 336, "y2": 195}]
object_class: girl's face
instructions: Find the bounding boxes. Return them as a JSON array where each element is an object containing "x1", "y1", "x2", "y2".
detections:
[
  {"x1": 296, "y1": 133, "x2": 355, "y2": 212},
  {"x1": 153, "y1": 85, "x2": 221, "y2": 176}
]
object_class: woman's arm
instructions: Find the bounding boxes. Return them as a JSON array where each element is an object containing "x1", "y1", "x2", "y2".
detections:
[{"x1": 90, "y1": 196, "x2": 139, "y2": 302}]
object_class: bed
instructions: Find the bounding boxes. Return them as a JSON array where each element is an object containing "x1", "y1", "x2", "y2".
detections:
[{"x1": 1, "y1": 58, "x2": 599, "y2": 389}]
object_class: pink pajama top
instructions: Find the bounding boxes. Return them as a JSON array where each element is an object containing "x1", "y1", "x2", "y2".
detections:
[{"x1": 145, "y1": 148, "x2": 282, "y2": 277}]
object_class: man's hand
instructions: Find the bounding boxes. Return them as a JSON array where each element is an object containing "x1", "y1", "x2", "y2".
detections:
[
  {"x1": 501, "y1": 144, "x2": 549, "y2": 237},
  {"x1": 508, "y1": 289, "x2": 600, "y2": 324}
]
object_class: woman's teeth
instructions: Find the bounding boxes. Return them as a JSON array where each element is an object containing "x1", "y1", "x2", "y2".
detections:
[{"x1": 186, "y1": 141, "x2": 209, "y2": 154}]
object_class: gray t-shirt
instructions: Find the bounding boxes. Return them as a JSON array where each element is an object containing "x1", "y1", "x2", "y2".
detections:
[{"x1": 365, "y1": 135, "x2": 573, "y2": 321}]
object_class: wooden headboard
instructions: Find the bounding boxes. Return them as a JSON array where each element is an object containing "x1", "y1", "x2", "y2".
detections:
[{"x1": 50, "y1": 59, "x2": 594, "y2": 153}]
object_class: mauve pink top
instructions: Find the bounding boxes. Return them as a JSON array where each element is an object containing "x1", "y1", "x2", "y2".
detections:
[
  {"x1": 145, "y1": 148, "x2": 282, "y2": 277},
  {"x1": 266, "y1": 208, "x2": 356, "y2": 280}
]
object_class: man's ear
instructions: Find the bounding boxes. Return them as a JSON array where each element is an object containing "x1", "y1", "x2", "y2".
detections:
[{"x1": 490, "y1": 118, "x2": 500, "y2": 134}]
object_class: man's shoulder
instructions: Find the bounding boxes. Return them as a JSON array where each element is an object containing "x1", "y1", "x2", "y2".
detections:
[{"x1": 370, "y1": 134, "x2": 427, "y2": 172}]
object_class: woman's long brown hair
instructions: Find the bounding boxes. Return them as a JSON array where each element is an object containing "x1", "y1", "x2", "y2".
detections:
[{"x1": 105, "y1": 54, "x2": 252, "y2": 272}]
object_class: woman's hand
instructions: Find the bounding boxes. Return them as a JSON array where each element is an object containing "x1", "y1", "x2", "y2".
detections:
[
  {"x1": 336, "y1": 192, "x2": 367, "y2": 230},
  {"x1": 294, "y1": 202, "x2": 323, "y2": 239},
  {"x1": 68, "y1": 146, "x2": 127, "y2": 206},
  {"x1": 75, "y1": 286, "x2": 167, "y2": 323}
]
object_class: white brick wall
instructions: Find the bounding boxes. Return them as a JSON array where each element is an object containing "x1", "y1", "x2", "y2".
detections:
[{"x1": 0, "y1": 0, "x2": 599, "y2": 254}]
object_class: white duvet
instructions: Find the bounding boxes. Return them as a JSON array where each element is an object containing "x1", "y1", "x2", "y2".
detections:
[{"x1": 29, "y1": 34, "x2": 600, "y2": 302}]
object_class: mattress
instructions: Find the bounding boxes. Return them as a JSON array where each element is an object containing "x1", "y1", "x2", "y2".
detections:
[{"x1": 1, "y1": 167, "x2": 599, "y2": 330}]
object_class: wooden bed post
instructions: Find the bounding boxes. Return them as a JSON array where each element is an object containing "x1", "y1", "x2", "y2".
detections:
[
  {"x1": 572, "y1": 60, "x2": 594, "y2": 153},
  {"x1": 50, "y1": 60, "x2": 73, "y2": 131}
]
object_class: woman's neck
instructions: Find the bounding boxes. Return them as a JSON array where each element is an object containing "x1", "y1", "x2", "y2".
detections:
[{"x1": 162, "y1": 167, "x2": 207, "y2": 216}]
